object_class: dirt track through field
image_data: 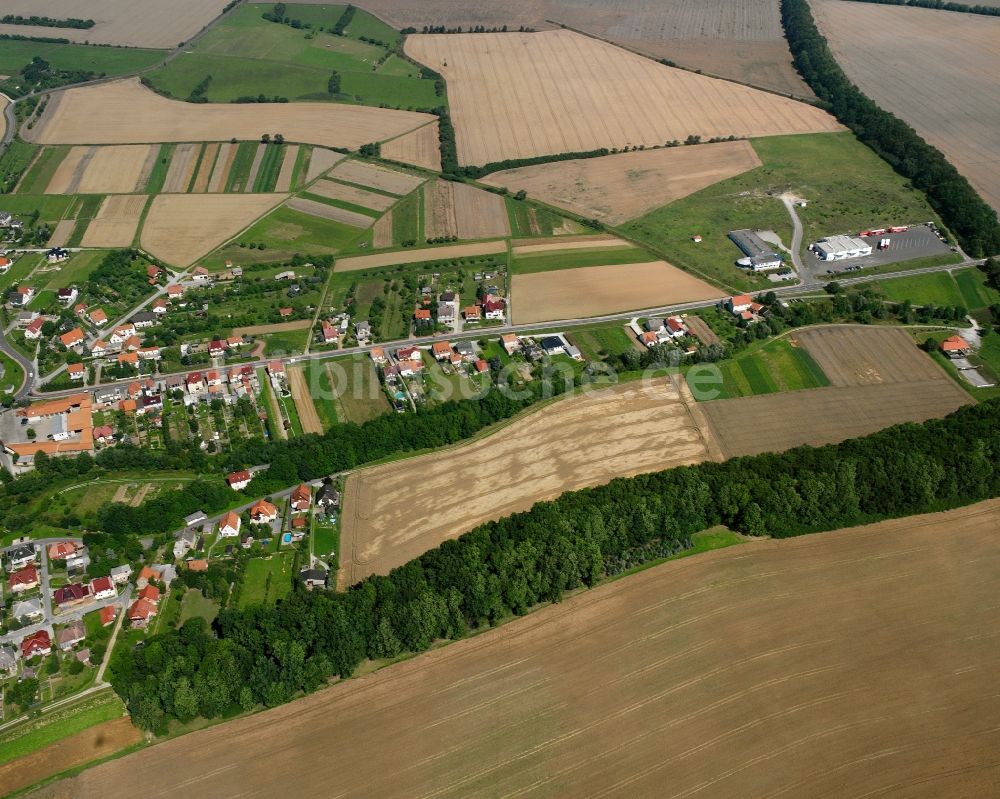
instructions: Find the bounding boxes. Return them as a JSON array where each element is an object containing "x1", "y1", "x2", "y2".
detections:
[
  {"x1": 405, "y1": 30, "x2": 840, "y2": 165},
  {"x1": 512, "y1": 260, "x2": 720, "y2": 323},
  {"x1": 81, "y1": 195, "x2": 146, "y2": 247},
  {"x1": 484, "y1": 140, "x2": 763, "y2": 224},
  {"x1": 310, "y1": 179, "x2": 396, "y2": 212},
  {"x1": 161, "y1": 143, "x2": 199, "y2": 193},
  {"x1": 207, "y1": 142, "x2": 237, "y2": 193},
  {"x1": 27, "y1": 79, "x2": 435, "y2": 151},
  {"x1": 40, "y1": 499, "x2": 1000, "y2": 798},
  {"x1": 372, "y1": 212, "x2": 393, "y2": 248},
  {"x1": 286, "y1": 197, "x2": 374, "y2": 228},
  {"x1": 339, "y1": 376, "x2": 719, "y2": 586},
  {"x1": 191, "y1": 143, "x2": 219, "y2": 193},
  {"x1": 329, "y1": 160, "x2": 423, "y2": 195},
  {"x1": 813, "y1": 0, "x2": 1000, "y2": 213},
  {"x1": 287, "y1": 366, "x2": 323, "y2": 434},
  {"x1": 274, "y1": 145, "x2": 299, "y2": 192},
  {"x1": 335, "y1": 240, "x2": 508, "y2": 272},
  {"x1": 381, "y1": 122, "x2": 441, "y2": 171}
]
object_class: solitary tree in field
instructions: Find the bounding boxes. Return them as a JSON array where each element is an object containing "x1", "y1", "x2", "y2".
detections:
[{"x1": 260, "y1": 133, "x2": 271, "y2": 144}]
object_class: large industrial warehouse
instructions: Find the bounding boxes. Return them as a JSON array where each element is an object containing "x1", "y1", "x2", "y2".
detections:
[{"x1": 812, "y1": 235, "x2": 873, "y2": 261}]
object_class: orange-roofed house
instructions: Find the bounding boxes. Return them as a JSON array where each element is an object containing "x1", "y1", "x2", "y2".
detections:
[
  {"x1": 74, "y1": 302, "x2": 87, "y2": 316},
  {"x1": 8, "y1": 564, "x2": 39, "y2": 594},
  {"x1": 118, "y1": 351, "x2": 139, "y2": 367},
  {"x1": 119, "y1": 398, "x2": 137, "y2": 414},
  {"x1": 250, "y1": 499, "x2": 278, "y2": 523},
  {"x1": 290, "y1": 484, "x2": 311, "y2": 513},
  {"x1": 500, "y1": 334, "x2": 521, "y2": 355},
  {"x1": 167, "y1": 284, "x2": 183, "y2": 298},
  {"x1": 432, "y1": 341, "x2": 452, "y2": 361},
  {"x1": 279, "y1": 307, "x2": 293, "y2": 318},
  {"x1": 266, "y1": 360, "x2": 285, "y2": 378},
  {"x1": 726, "y1": 295, "x2": 753, "y2": 315},
  {"x1": 137, "y1": 566, "x2": 161, "y2": 588},
  {"x1": 463, "y1": 305, "x2": 481, "y2": 321},
  {"x1": 90, "y1": 340, "x2": 108, "y2": 357},
  {"x1": 474, "y1": 359, "x2": 489, "y2": 374},
  {"x1": 139, "y1": 584, "x2": 160, "y2": 603},
  {"x1": 48, "y1": 541, "x2": 77, "y2": 560},
  {"x1": 110, "y1": 324, "x2": 135, "y2": 345},
  {"x1": 219, "y1": 511, "x2": 242, "y2": 538},
  {"x1": 21, "y1": 629, "x2": 52, "y2": 659},
  {"x1": 940, "y1": 335, "x2": 971, "y2": 358},
  {"x1": 187, "y1": 559, "x2": 209, "y2": 572},
  {"x1": 370, "y1": 346, "x2": 386, "y2": 364},
  {"x1": 128, "y1": 598, "x2": 158, "y2": 627},
  {"x1": 414, "y1": 308, "x2": 431, "y2": 322},
  {"x1": 100, "y1": 605, "x2": 118, "y2": 627},
  {"x1": 227, "y1": 470, "x2": 252, "y2": 490},
  {"x1": 59, "y1": 328, "x2": 85, "y2": 348},
  {"x1": 89, "y1": 308, "x2": 108, "y2": 326},
  {"x1": 67, "y1": 362, "x2": 85, "y2": 380}
]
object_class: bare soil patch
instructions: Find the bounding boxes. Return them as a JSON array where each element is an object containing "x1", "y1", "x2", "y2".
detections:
[
  {"x1": 512, "y1": 260, "x2": 720, "y2": 323},
  {"x1": 48, "y1": 499, "x2": 1000, "y2": 798},
  {"x1": 207, "y1": 142, "x2": 237, "y2": 193},
  {"x1": 310, "y1": 179, "x2": 396, "y2": 212},
  {"x1": 231, "y1": 320, "x2": 311, "y2": 337},
  {"x1": 511, "y1": 234, "x2": 628, "y2": 255},
  {"x1": 339, "y1": 376, "x2": 717, "y2": 586},
  {"x1": 0, "y1": 0, "x2": 224, "y2": 48},
  {"x1": 191, "y1": 143, "x2": 219, "y2": 193},
  {"x1": 329, "y1": 159, "x2": 423, "y2": 196},
  {"x1": 27, "y1": 79, "x2": 435, "y2": 150},
  {"x1": 335, "y1": 240, "x2": 508, "y2": 272},
  {"x1": 161, "y1": 143, "x2": 199, "y2": 193},
  {"x1": 484, "y1": 140, "x2": 762, "y2": 224},
  {"x1": 304, "y1": 148, "x2": 345, "y2": 183},
  {"x1": 813, "y1": 0, "x2": 1000, "y2": 213},
  {"x1": 381, "y1": 122, "x2": 442, "y2": 171},
  {"x1": 274, "y1": 145, "x2": 299, "y2": 192},
  {"x1": 796, "y1": 325, "x2": 947, "y2": 386},
  {"x1": 405, "y1": 30, "x2": 839, "y2": 166},
  {"x1": 141, "y1": 194, "x2": 287, "y2": 267},
  {"x1": 286, "y1": 197, "x2": 374, "y2": 228},
  {"x1": 81, "y1": 195, "x2": 146, "y2": 248},
  {"x1": 684, "y1": 315, "x2": 721, "y2": 346},
  {"x1": 372, "y1": 212, "x2": 393, "y2": 248},
  {"x1": 287, "y1": 366, "x2": 323, "y2": 434},
  {"x1": 452, "y1": 182, "x2": 510, "y2": 238}
]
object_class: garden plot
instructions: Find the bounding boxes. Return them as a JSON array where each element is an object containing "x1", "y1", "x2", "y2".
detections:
[
  {"x1": 141, "y1": 193, "x2": 287, "y2": 267},
  {"x1": 286, "y1": 197, "x2": 374, "y2": 228},
  {"x1": 80, "y1": 195, "x2": 145, "y2": 247},
  {"x1": 27, "y1": 78, "x2": 435, "y2": 149},
  {"x1": 484, "y1": 140, "x2": 762, "y2": 224},
  {"x1": 405, "y1": 30, "x2": 840, "y2": 166},
  {"x1": 328, "y1": 159, "x2": 423, "y2": 196},
  {"x1": 381, "y1": 122, "x2": 441, "y2": 172}
]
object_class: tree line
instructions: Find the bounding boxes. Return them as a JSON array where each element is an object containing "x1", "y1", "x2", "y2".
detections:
[
  {"x1": 842, "y1": 0, "x2": 1000, "y2": 16},
  {"x1": 109, "y1": 398, "x2": 1000, "y2": 731},
  {"x1": 1, "y1": 15, "x2": 95, "y2": 29},
  {"x1": 781, "y1": 0, "x2": 1000, "y2": 256}
]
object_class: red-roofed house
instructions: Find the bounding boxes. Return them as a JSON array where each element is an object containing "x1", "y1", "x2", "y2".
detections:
[
  {"x1": 24, "y1": 317, "x2": 44, "y2": 340},
  {"x1": 100, "y1": 605, "x2": 118, "y2": 627},
  {"x1": 250, "y1": 499, "x2": 278, "y2": 523},
  {"x1": 67, "y1": 362, "x2": 86, "y2": 380},
  {"x1": 8, "y1": 564, "x2": 39, "y2": 594},
  {"x1": 320, "y1": 320, "x2": 338, "y2": 343},
  {"x1": 53, "y1": 582, "x2": 90, "y2": 608},
  {"x1": 137, "y1": 566, "x2": 161, "y2": 589},
  {"x1": 191, "y1": 266, "x2": 211, "y2": 282},
  {"x1": 119, "y1": 398, "x2": 137, "y2": 414},
  {"x1": 21, "y1": 630, "x2": 52, "y2": 659},
  {"x1": 227, "y1": 470, "x2": 252, "y2": 491},
  {"x1": 186, "y1": 371, "x2": 204, "y2": 392},
  {"x1": 279, "y1": 307, "x2": 293, "y2": 318},
  {"x1": 90, "y1": 576, "x2": 116, "y2": 600},
  {"x1": 483, "y1": 298, "x2": 505, "y2": 321},
  {"x1": 940, "y1": 335, "x2": 971, "y2": 358},
  {"x1": 127, "y1": 598, "x2": 158, "y2": 627},
  {"x1": 90, "y1": 340, "x2": 108, "y2": 357},
  {"x1": 432, "y1": 341, "x2": 452, "y2": 361},
  {"x1": 48, "y1": 541, "x2": 77, "y2": 560},
  {"x1": 74, "y1": 302, "x2": 88, "y2": 317},
  {"x1": 118, "y1": 351, "x2": 138, "y2": 367},
  {"x1": 138, "y1": 584, "x2": 160, "y2": 603},
  {"x1": 94, "y1": 425, "x2": 115, "y2": 444},
  {"x1": 267, "y1": 360, "x2": 285, "y2": 378},
  {"x1": 187, "y1": 559, "x2": 209, "y2": 572},
  {"x1": 59, "y1": 328, "x2": 85, "y2": 348},
  {"x1": 167, "y1": 284, "x2": 184, "y2": 299},
  {"x1": 151, "y1": 297, "x2": 168, "y2": 314},
  {"x1": 110, "y1": 324, "x2": 136, "y2": 345},
  {"x1": 414, "y1": 308, "x2": 431, "y2": 322},
  {"x1": 726, "y1": 295, "x2": 753, "y2": 315},
  {"x1": 474, "y1": 359, "x2": 490, "y2": 374},
  {"x1": 89, "y1": 308, "x2": 108, "y2": 326},
  {"x1": 209, "y1": 339, "x2": 228, "y2": 357},
  {"x1": 463, "y1": 305, "x2": 481, "y2": 321},
  {"x1": 219, "y1": 511, "x2": 242, "y2": 537},
  {"x1": 290, "y1": 484, "x2": 311, "y2": 513}
]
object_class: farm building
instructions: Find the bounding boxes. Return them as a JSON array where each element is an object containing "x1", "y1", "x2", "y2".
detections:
[
  {"x1": 812, "y1": 235, "x2": 872, "y2": 261},
  {"x1": 728, "y1": 229, "x2": 783, "y2": 271}
]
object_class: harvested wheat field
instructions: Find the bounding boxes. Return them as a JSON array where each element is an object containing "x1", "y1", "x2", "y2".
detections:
[
  {"x1": 484, "y1": 140, "x2": 762, "y2": 224},
  {"x1": 381, "y1": 122, "x2": 442, "y2": 171},
  {"x1": 329, "y1": 159, "x2": 424, "y2": 196},
  {"x1": 286, "y1": 197, "x2": 374, "y2": 228},
  {"x1": 207, "y1": 142, "x2": 237, "y2": 193},
  {"x1": 161, "y1": 143, "x2": 199, "y2": 193},
  {"x1": 0, "y1": 716, "x2": 140, "y2": 797},
  {"x1": 511, "y1": 234, "x2": 629, "y2": 255},
  {"x1": 28, "y1": 79, "x2": 434, "y2": 149},
  {"x1": 339, "y1": 376, "x2": 720, "y2": 586},
  {"x1": 813, "y1": 0, "x2": 1000, "y2": 212},
  {"x1": 46, "y1": 219, "x2": 76, "y2": 248},
  {"x1": 273, "y1": 145, "x2": 299, "y2": 192},
  {"x1": 286, "y1": 366, "x2": 323, "y2": 435},
  {"x1": 44, "y1": 499, "x2": 1000, "y2": 798},
  {"x1": 190, "y1": 143, "x2": 219, "y2": 193},
  {"x1": 81, "y1": 195, "x2": 146, "y2": 247},
  {"x1": 372, "y1": 212, "x2": 393, "y2": 248},
  {"x1": 304, "y1": 148, "x2": 345, "y2": 183},
  {"x1": 335, "y1": 240, "x2": 508, "y2": 272},
  {"x1": 47, "y1": 144, "x2": 155, "y2": 195},
  {"x1": 424, "y1": 180, "x2": 509, "y2": 239},
  {"x1": 405, "y1": 30, "x2": 839, "y2": 166},
  {"x1": 44, "y1": 146, "x2": 92, "y2": 194},
  {"x1": 141, "y1": 194, "x2": 286, "y2": 267},
  {"x1": 310, "y1": 179, "x2": 396, "y2": 212},
  {"x1": 0, "y1": 0, "x2": 223, "y2": 47},
  {"x1": 243, "y1": 144, "x2": 267, "y2": 194},
  {"x1": 513, "y1": 260, "x2": 720, "y2": 323}
]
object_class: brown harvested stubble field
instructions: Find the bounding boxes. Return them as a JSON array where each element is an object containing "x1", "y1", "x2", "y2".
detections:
[
  {"x1": 424, "y1": 180, "x2": 510, "y2": 239},
  {"x1": 813, "y1": 0, "x2": 1000, "y2": 213},
  {"x1": 350, "y1": 0, "x2": 810, "y2": 95},
  {"x1": 286, "y1": 196, "x2": 374, "y2": 228},
  {"x1": 310, "y1": 179, "x2": 396, "y2": 212},
  {"x1": 511, "y1": 234, "x2": 628, "y2": 255},
  {"x1": 40, "y1": 499, "x2": 1000, "y2": 798},
  {"x1": 329, "y1": 159, "x2": 424, "y2": 196},
  {"x1": 484, "y1": 140, "x2": 762, "y2": 224},
  {"x1": 0, "y1": 0, "x2": 223, "y2": 48},
  {"x1": 58, "y1": 145, "x2": 154, "y2": 195},
  {"x1": 512, "y1": 260, "x2": 721, "y2": 323},
  {"x1": 273, "y1": 145, "x2": 299, "y2": 192},
  {"x1": 80, "y1": 195, "x2": 146, "y2": 247},
  {"x1": 27, "y1": 79, "x2": 434, "y2": 149},
  {"x1": 191, "y1": 143, "x2": 219, "y2": 193},
  {"x1": 44, "y1": 146, "x2": 90, "y2": 194},
  {"x1": 46, "y1": 219, "x2": 76, "y2": 248},
  {"x1": 304, "y1": 148, "x2": 345, "y2": 183},
  {"x1": 286, "y1": 366, "x2": 323, "y2": 435},
  {"x1": 335, "y1": 240, "x2": 508, "y2": 272},
  {"x1": 161, "y1": 142, "x2": 199, "y2": 193},
  {"x1": 207, "y1": 142, "x2": 237, "y2": 193},
  {"x1": 372, "y1": 212, "x2": 393, "y2": 248},
  {"x1": 339, "y1": 376, "x2": 721, "y2": 586},
  {"x1": 405, "y1": 30, "x2": 840, "y2": 166},
  {"x1": 381, "y1": 121, "x2": 442, "y2": 172},
  {"x1": 141, "y1": 193, "x2": 287, "y2": 267}
]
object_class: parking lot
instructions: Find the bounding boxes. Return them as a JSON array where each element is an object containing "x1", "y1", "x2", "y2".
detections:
[{"x1": 807, "y1": 225, "x2": 954, "y2": 278}]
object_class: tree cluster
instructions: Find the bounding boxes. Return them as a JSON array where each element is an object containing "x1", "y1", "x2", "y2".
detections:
[{"x1": 842, "y1": 0, "x2": 1000, "y2": 16}]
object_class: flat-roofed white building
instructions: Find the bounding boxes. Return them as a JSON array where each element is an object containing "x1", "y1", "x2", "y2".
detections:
[{"x1": 813, "y1": 235, "x2": 873, "y2": 261}]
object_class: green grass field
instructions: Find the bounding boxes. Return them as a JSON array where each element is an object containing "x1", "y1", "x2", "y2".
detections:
[
  {"x1": 0, "y1": 349, "x2": 25, "y2": 399},
  {"x1": 301, "y1": 361, "x2": 340, "y2": 429},
  {"x1": 225, "y1": 141, "x2": 259, "y2": 192},
  {"x1": 0, "y1": 139, "x2": 37, "y2": 192},
  {"x1": 392, "y1": 190, "x2": 420, "y2": 245},
  {"x1": 313, "y1": 520, "x2": 339, "y2": 561},
  {"x1": 178, "y1": 589, "x2": 220, "y2": 625},
  {"x1": 238, "y1": 552, "x2": 295, "y2": 608},
  {"x1": 0, "y1": 194, "x2": 75, "y2": 226},
  {"x1": 144, "y1": 4, "x2": 438, "y2": 109},
  {"x1": 16, "y1": 145, "x2": 67, "y2": 194},
  {"x1": 43, "y1": 249, "x2": 108, "y2": 289},
  {"x1": 0, "y1": 40, "x2": 163, "y2": 79},
  {"x1": 263, "y1": 328, "x2": 310, "y2": 355},
  {"x1": 290, "y1": 145, "x2": 311, "y2": 190},
  {"x1": 512, "y1": 246, "x2": 651, "y2": 274},
  {"x1": 213, "y1": 204, "x2": 368, "y2": 263},
  {"x1": 569, "y1": 322, "x2": 638, "y2": 361},
  {"x1": 144, "y1": 144, "x2": 174, "y2": 194},
  {"x1": 65, "y1": 194, "x2": 105, "y2": 247},
  {"x1": 874, "y1": 269, "x2": 987, "y2": 309},
  {"x1": 330, "y1": 354, "x2": 391, "y2": 423},
  {"x1": 0, "y1": 253, "x2": 39, "y2": 292},
  {"x1": 692, "y1": 336, "x2": 830, "y2": 400},
  {"x1": 623, "y1": 132, "x2": 948, "y2": 292}
]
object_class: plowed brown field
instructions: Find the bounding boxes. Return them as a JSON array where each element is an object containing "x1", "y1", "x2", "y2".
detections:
[
  {"x1": 44, "y1": 146, "x2": 90, "y2": 194},
  {"x1": 813, "y1": 0, "x2": 1000, "y2": 213},
  {"x1": 161, "y1": 142, "x2": 199, "y2": 193},
  {"x1": 372, "y1": 212, "x2": 393, "y2": 248},
  {"x1": 512, "y1": 260, "x2": 720, "y2": 323},
  {"x1": 484, "y1": 140, "x2": 762, "y2": 224},
  {"x1": 81, "y1": 195, "x2": 146, "y2": 247},
  {"x1": 304, "y1": 148, "x2": 345, "y2": 183},
  {"x1": 207, "y1": 142, "x2": 237, "y2": 193},
  {"x1": 27, "y1": 79, "x2": 435, "y2": 149},
  {"x1": 381, "y1": 122, "x2": 442, "y2": 171},
  {"x1": 310, "y1": 179, "x2": 396, "y2": 212},
  {"x1": 286, "y1": 197, "x2": 374, "y2": 228},
  {"x1": 68, "y1": 145, "x2": 154, "y2": 194},
  {"x1": 424, "y1": 180, "x2": 509, "y2": 239},
  {"x1": 38, "y1": 500, "x2": 1000, "y2": 798},
  {"x1": 796, "y1": 325, "x2": 947, "y2": 386},
  {"x1": 191, "y1": 143, "x2": 219, "y2": 193},
  {"x1": 274, "y1": 145, "x2": 299, "y2": 192},
  {"x1": 141, "y1": 194, "x2": 287, "y2": 267},
  {"x1": 339, "y1": 376, "x2": 720, "y2": 586},
  {"x1": 405, "y1": 30, "x2": 840, "y2": 165},
  {"x1": 329, "y1": 159, "x2": 424, "y2": 195}
]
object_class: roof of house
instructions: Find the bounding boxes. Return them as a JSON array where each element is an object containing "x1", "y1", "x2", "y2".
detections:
[
  {"x1": 187, "y1": 559, "x2": 209, "y2": 572},
  {"x1": 414, "y1": 308, "x2": 431, "y2": 319},
  {"x1": 21, "y1": 629, "x2": 51, "y2": 655},
  {"x1": 432, "y1": 341, "x2": 451, "y2": 355},
  {"x1": 128, "y1": 598, "x2": 157, "y2": 621},
  {"x1": 139, "y1": 584, "x2": 160, "y2": 602},
  {"x1": 57, "y1": 621, "x2": 85, "y2": 646},
  {"x1": 267, "y1": 360, "x2": 285, "y2": 374},
  {"x1": 251, "y1": 499, "x2": 278, "y2": 518},
  {"x1": 475, "y1": 359, "x2": 489, "y2": 373},
  {"x1": 291, "y1": 516, "x2": 307, "y2": 529},
  {"x1": 220, "y1": 510, "x2": 241, "y2": 530},
  {"x1": 67, "y1": 362, "x2": 85, "y2": 375},
  {"x1": 138, "y1": 566, "x2": 161, "y2": 581},
  {"x1": 227, "y1": 470, "x2": 251, "y2": 486},
  {"x1": 9, "y1": 564, "x2": 38, "y2": 588},
  {"x1": 54, "y1": 583, "x2": 89, "y2": 604},
  {"x1": 100, "y1": 605, "x2": 118, "y2": 625},
  {"x1": 118, "y1": 352, "x2": 138, "y2": 365},
  {"x1": 48, "y1": 541, "x2": 77, "y2": 559},
  {"x1": 291, "y1": 484, "x2": 310, "y2": 503},
  {"x1": 59, "y1": 328, "x2": 85, "y2": 347},
  {"x1": 730, "y1": 294, "x2": 753, "y2": 306},
  {"x1": 940, "y1": 335, "x2": 970, "y2": 352},
  {"x1": 90, "y1": 309, "x2": 108, "y2": 323},
  {"x1": 91, "y1": 576, "x2": 114, "y2": 593},
  {"x1": 119, "y1": 399, "x2": 137, "y2": 413}
]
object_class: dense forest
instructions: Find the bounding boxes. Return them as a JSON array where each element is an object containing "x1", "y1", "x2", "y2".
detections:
[
  {"x1": 109, "y1": 399, "x2": 1000, "y2": 731},
  {"x1": 782, "y1": 0, "x2": 1000, "y2": 256}
]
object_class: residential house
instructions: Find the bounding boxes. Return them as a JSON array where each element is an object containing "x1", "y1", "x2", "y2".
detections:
[
  {"x1": 187, "y1": 559, "x2": 209, "y2": 572},
  {"x1": 209, "y1": 339, "x2": 228, "y2": 358},
  {"x1": 397, "y1": 345, "x2": 419, "y2": 361},
  {"x1": 138, "y1": 346, "x2": 161, "y2": 361},
  {"x1": 57, "y1": 287, "x2": 78, "y2": 306},
  {"x1": 57, "y1": 621, "x2": 86, "y2": 651},
  {"x1": 74, "y1": 302, "x2": 87, "y2": 317},
  {"x1": 93, "y1": 424, "x2": 114, "y2": 445},
  {"x1": 10, "y1": 285, "x2": 34, "y2": 307},
  {"x1": 726, "y1": 295, "x2": 754, "y2": 315},
  {"x1": 118, "y1": 352, "x2": 139, "y2": 368},
  {"x1": 455, "y1": 340, "x2": 475, "y2": 360},
  {"x1": 6, "y1": 543, "x2": 36, "y2": 569},
  {"x1": 46, "y1": 247, "x2": 69, "y2": 263},
  {"x1": 127, "y1": 598, "x2": 158, "y2": 627},
  {"x1": 449, "y1": 351, "x2": 463, "y2": 367},
  {"x1": 227, "y1": 470, "x2": 252, "y2": 491},
  {"x1": 218, "y1": 511, "x2": 242, "y2": 538},
  {"x1": 483, "y1": 298, "x2": 505, "y2": 321},
  {"x1": 463, "y1": 305, "x2": 481, "y2": 322},
  {"x1": 289, "y1": 484, "x2": 311, "y2": 513},
  {"x1": 191, "y1": 266, "x2": 211, "y2": 282},
  {"x1": 940, "y1": 335, "x2": 971, "y2": 358},
  {"x1": 8, "y1": 564, "x2": 39, "y2": 594},
  {"x1": 227, "y1": 335, "x2": 244, "y2": 350},
  {"x1": 250, "y1": 499, "x2": 278, "y2": 524},
  {"x1": 89, "y1": 340, "x2": 108, "y2": 358},
  {"x1": 398, "y1": 358, "x2": 423, "y2": 377},
  {"x1": 110, "y1": 324, "x2": 136, "y2": 345},
  {"x1": 474, "y1": 359, "x2": 490, "y2": 374},
  {"x1": 437, "y1": 303, "x2": 456, "y2": 324},
  {"x1": 279, "y1": 307, "x2": 293, "y2": 318},
  {"x1": 48, "y1": 541, "x2": 77, "y2": 560},
  {"x1": 65, "y1": 546, "x2": 90, "y2": 574},
  {"x1": 290, "y1": 516, "x2": 308, "y2": 538},
  {"x1": 173, "y1": 529, "x2": 197, "y2": 560},
  {"x1": 640, "y1": 331, "x2": 659, "y2": 348},
  {"x1": 541, "y1": 336, "x2": 566, "y2": 355},
  {"x1": 119, "y1": 398, "x2": 137, "y2": 414},
  {"x1": 300, "y1": 568, "x2": 328, "y2": 590},
  {"x1": 89, "y1": 308, "x2": 109, "y2": 327},
  {"x1": 15, "y1": 310, "x2": 39, "y2": 328},
  {"x1": 146, "y1": 264, "x2": 161, "y2": 280},
  {"x1": 90, "y1": 576, "x2": 116, "y2": 600},
  {"x1": 665, "y1": 316, "x2": 687, "y2": 338},
  {"x1": 59, "y1": 328, "x2": 85, "y2": 349},
  {"x1": 185, "y1": 510, "x2": 207, "y2": 527},
  {"x1": 110, "y1": 564, "x2": 132, "y2": 585},
  {"x1": 355, "y1": 320, "x2": 372, "y2": 341},
  {"x1": 151, "y1": 297, "x2": 168, "y2": 314},
  {"x1": 100, "y1": 605, "x2": 118, "y2": 627},
  {"x1": 11, "y1": 597, "x2": 44, "y2": 622},
  {"x1": 131, "y1": 311, "x2": 157, "y2": 329},
  {"x1": 139, "y1": 584, "x2": 160, "y2": 603},
  {"x1": 320, "y1": 320, "x2": 338, "y2": 344},
  {"x1": 167, "y1": 284, "x2": 184, "y2": 299},
  {"x1": 136, "y1": 566, "x2": 161, "y2": 589},
  {"x1": 0, "y1": 647, "x2": 16, "y2": 676},
  {"x1": 240, "y1": 532, "x2": 255, "y2": 550},
  {"x1": 500, "y1": 334, "x2": 521, "y2": 355},
  {"x1": 266, "y1": 361, "x2": 285, "y2": 380},
  {"x1": 370, "y1": 346, "x2": 387, "y2": 365},
  {"x1": 53, "y1": 582, "x2": 90, "y2": 608},
  {"x1": 23, "y1": 317, "x2": 44, "y2": 340},
  {"x1": 20, "y1": 630, "x2": 52, "y2": 659},
  {"x1": 317, "y1": 482, "x2": 340, "y2": 509},
  {"x1": 67, "y1": 362, "x2": 86, "y2": 381},
  {"x1": 432, "y1": 341, "x2": 452, "y2": 361},
  {"x1": 206, "y1": 370, "x2": 224, "y2": 388},
  {"x1": 414, "y1": 308, "x2": 431, "y2": 324},
  {"x1": 0, "y1": 256, "x2": 9, "y2": 275},
  {"x1": 186, "y1": 371, "x2": 205, "y2": 393}
]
